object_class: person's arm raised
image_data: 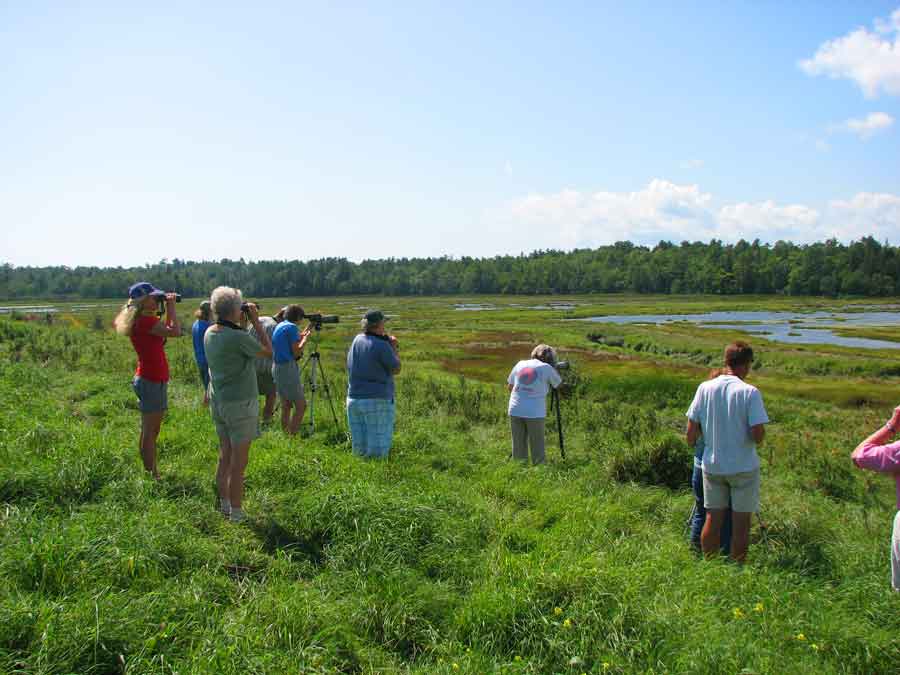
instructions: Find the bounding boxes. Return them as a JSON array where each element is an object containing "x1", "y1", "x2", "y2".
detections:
[
  {"x1": 851, "y1": 405, "x2": 900, "y2": 473},
  {"x1": 387, "y1": 335, "x2": 401, "y2": 374},
  {"x1": 150, "y1": 295, "x2": 182, "y2": 337},
  {"x1": 248, "y1": 305, "x2": 272, "y2": 358}
]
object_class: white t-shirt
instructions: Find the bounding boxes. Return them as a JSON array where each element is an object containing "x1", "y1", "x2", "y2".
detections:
[
  {"x1": 685, "y1": 374, "x2": 769, "y2": 475},
  {"x1": 507, "y1": 359, "x2": 562, "y2": 418}
]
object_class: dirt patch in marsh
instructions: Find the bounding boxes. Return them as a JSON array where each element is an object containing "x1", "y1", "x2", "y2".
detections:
[{"x1": 440, "y1": 337, "x2": 651, "y2": 382}]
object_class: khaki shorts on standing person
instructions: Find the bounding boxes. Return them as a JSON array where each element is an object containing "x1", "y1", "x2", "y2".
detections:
[
  {"x1": 510, "y1": 416, "x2": 546, "y2": 465},
  {"x1": 210, "y1": 397, "x2": 260, "y2": 446},
  {"x1": 703, "y1": 468, "x2": 760, "y2": 513}
]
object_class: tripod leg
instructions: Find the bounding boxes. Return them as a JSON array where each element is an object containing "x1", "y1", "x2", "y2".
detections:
[
  {"x1": 553, "y1": 389, "x2": 565, "y2": 459},
  {"x1": 316, "y1": 357, "x2": 343, "y2": 430}
]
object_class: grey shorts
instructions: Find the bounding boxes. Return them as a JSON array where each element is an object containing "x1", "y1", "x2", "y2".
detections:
[
  {"x1": 703, "y1": 468, "x2": 761, "y2": 513},
  {"x1": 132, "y1": 377, "x2": 168, "y2": 414},
  {"x1": 272, "y1": 360, "x2": 305, "y2": 401},
  {"x1": 256, "y1": 370, "x2": 276, "y2": 397},
  {"x1": 210, "y1": 396, "x2": 260, "y2": 446}
]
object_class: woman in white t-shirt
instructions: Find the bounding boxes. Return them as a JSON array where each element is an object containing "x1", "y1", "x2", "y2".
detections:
[{"x1": 507, "y1": 344, "x2": 562, "y2": 465}]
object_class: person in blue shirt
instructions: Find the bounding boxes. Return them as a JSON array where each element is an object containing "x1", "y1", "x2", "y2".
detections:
[
  {"x1": 271, "y1": 305, "x2": 312, "y2": 435},
  {"x1": 346, "y1": 309, "x2": 401, "y2": 458},
  {"x1": 191, "y1": 300, "x2": 213, "y2": 402}
]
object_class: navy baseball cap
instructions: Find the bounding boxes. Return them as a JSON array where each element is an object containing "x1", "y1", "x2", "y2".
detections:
[
  {"x1": 364, "y1": 309, "x2": 387, "y2": 323},
  {"x1": 128, "y1": 282, "x2": 165, "y2": 300}
]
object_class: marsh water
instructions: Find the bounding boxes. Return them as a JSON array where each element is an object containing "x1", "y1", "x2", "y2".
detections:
[{"x1": 581, "y1": 310, "x2": 900, "y2": 349}]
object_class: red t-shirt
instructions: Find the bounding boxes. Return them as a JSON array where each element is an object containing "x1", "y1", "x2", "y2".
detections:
[{"x1": 130, "y1": 314, "x2": 169, "y2": 382}]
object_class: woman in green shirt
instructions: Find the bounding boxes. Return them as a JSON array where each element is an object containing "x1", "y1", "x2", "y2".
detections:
[{"x1": 204, "y1": 286, "x2": 273, "y2": 522}]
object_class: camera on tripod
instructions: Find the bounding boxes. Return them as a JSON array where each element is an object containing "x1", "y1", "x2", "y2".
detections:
[{"x1": 305, "y1": 313, "x2": 340, "y2": 329}]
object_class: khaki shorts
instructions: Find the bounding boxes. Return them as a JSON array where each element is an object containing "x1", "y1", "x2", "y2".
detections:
[
  {"x1": 210, "y1": 396, "x2": 259, "y2": 446},
  {"x1": 703, "y1": 468, "x2": 760, "y2": 513}
]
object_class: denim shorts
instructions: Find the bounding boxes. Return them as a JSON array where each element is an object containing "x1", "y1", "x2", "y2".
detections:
[
  {"x1": 272, "y1": 360, "x2": 305, "y2": 401},
  {"x1": 132, "y1": 377, "x2": 168, "y2": 413}
]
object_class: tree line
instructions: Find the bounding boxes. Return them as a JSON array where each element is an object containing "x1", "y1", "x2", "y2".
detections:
[{"x1": 3, "y1": 237, "x2": 899, "y2": 299}]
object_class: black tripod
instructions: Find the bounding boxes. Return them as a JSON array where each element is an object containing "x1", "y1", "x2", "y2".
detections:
[
  {"x1": 549, "y1": 387, "x2": 566, "y2": 459},
  {"x1": 298, "y1": 326, "x2": 342, "y2": 434}
]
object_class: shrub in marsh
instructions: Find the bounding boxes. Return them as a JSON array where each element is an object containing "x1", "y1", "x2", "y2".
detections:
[{"x1": 607, "y1": 433, "x2": 692, "y2": 490}]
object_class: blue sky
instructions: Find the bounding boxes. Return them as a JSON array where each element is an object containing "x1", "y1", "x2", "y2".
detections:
[{"x1": 2, "y1": 1, "x2": 899, "y2": 266}]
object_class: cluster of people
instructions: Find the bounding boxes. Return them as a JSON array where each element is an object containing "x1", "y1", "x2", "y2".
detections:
[
  {"x1": 114, "y1": 282, "x2": 899, "y2": 589},
  {"x1": 115, "y1": 283, "x2": 402, "y2": 522}
]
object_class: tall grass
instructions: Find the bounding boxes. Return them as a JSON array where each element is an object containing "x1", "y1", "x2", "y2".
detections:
[{"x1": 0, "y1": 303, "x2": 898, "y2": 673}]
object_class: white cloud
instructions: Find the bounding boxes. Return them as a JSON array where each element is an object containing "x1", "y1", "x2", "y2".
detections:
[
  {"x1": 719, "y1": 201, "x2": 821, "y2": 242},
  {"x1": 507, "y1": 179, "x2": 717, "y2": 246},
  {"x1": 827, "y1": 192, "x2": 900, "y2": 241},
  {"x1": 829, "y1": 111, "x2": 895, "y2": 139},
  {"x1": 680, "y1": 159, "x2": 704, "y2": 169},
  {"x1": 799, "y1": 8, "x2": 900, "y2": 98},
  {"x1": 497, "y1": 179, "x2": 900, "y2": 247},
  {"x1": 504, "y1": 160, "x2": 513, "y2": 177}
]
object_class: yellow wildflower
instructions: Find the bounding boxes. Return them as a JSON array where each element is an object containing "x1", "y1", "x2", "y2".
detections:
[
  {"x1": 563, "y1": 618, "x2": 573, "y2": 629},
  {"x1": 796, "y1": 633, "x2": 806, "y2": 641},
  {"x1": 602, "y1": 663, "x2": 611, "y2": 671},
  {"x1": 553, "y1": 606, "x2": 563, "y2": 616},
  {"x1": 452, "y1": 663, "x2": 460, "y2": 671},
  {"x1": 754, "y1": 602, "x2": 764, "y2": 613},
  {"x1": 732, "y1": 607, "x2": 745, "y2": 619}
]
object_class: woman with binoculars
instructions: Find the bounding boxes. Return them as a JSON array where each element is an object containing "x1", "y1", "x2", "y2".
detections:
[
  {"x1": 114, "y1": 282, "x2": 183, "y2": 480},
  {"x1": 204, "y1": 286, "x2": 273, "y2": 522}
]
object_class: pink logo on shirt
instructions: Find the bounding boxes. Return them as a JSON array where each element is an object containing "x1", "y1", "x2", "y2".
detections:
[{"x1": 517, "y1": 367, "x2": 537, "y2": 385}]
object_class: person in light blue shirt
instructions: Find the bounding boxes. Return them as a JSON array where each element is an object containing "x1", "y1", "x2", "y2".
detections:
[
  {"x1": 191, "y1": 300, "x2": 212, "y2": 400},
  {"x1": 346, "y1": 309, "x2": 401, "y2": 458},
  {"x1": 271, "y1": 305, "x2": 311, "y2": 435},
  {"x1": 686, "y1": 342, "x2": 768, "y2": 563},
  {"x1": 688, "y1": 369, "x2": 733, "y2": 553}
]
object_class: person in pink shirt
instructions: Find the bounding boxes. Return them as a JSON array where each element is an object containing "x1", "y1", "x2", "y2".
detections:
[{"x1": 851, "y1": 405, "x2": 900, "y2": 591}]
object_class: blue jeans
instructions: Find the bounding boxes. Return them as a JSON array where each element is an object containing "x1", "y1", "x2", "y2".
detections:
[{"x1": 690, "y1": 464, "x2": 732, "y2": 553}]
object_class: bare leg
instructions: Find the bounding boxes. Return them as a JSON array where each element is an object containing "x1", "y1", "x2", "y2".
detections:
[
  {"x1": 289, "y1": 399, "x2": 306, "y2": 435},
  {"x1": 729, "y1": 511, "x2": 753, "y2": 563},
  {"x1": 701, "y1": 509, "x2": 726, "y2": 558},
  {"x1": 139, "y1": 411, "x2": 164, "y2": 479},
  {"x1": 229, "y1": 440, "x2": 251, "y2": 508},
  {"x1": 263, "y1": 393, "x2": 276, "y2": 423},
  {"x1": 281, "y1": 399, "x2": 293, "y2": 433},
  {"x1": 216, "y1": 435, "x2": 233, "y2": 505}
]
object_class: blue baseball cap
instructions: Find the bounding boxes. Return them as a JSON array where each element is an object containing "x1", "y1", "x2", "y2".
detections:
[{"x1": 128, "y1": 281, "x2": 165, "y2": 300}]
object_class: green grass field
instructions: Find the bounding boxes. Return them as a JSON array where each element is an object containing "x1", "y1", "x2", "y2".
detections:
[{"x1": 1, "y1": 295, "x2": 898, "y2": 674}]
